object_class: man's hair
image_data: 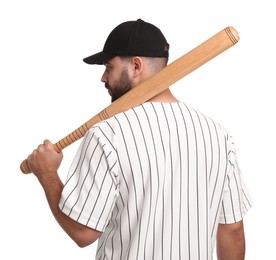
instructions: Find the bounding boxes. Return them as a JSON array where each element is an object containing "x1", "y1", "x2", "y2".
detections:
[
  {"x1": 143, "y1": 57, "x2": 168, "y2": 72},
  {"x1": 120, "y1": 56, "x2": 168, "y2": 73}
]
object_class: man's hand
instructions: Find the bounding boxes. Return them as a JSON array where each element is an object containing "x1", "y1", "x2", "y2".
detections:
[{"x1": 27, "y1": 139, "x2": 63, "y2": 183}]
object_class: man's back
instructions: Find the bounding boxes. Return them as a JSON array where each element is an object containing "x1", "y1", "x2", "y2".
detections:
[{"x1": 60, "y1": 102, "x2": 252, "y2": 260}]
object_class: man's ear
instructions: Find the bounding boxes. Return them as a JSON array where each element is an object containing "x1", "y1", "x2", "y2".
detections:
[{"x1": 131, "y1": 56, "x2": 143, "y2": 78}]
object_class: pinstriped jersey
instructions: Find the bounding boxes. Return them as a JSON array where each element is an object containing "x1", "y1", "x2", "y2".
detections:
[{"x1": 59, "y1": 102, "x2": 252, "y2": 260}]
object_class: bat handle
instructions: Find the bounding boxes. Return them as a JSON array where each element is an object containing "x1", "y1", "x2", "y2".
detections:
[
  {"x1": 20, "y1": 114, "x2": 104, "y2": 174},
  {"x1": 19, "y1": 125, "x2": 85, "y2": 174}
]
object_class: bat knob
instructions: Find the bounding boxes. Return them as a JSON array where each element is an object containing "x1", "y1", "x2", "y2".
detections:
[{"x1": 20, "y1": 159, "x2": 32, "y2": 174}]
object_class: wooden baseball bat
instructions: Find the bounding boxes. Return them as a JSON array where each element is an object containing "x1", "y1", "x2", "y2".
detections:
[{"x1": 20, "y1": 26, "x2": 240, "y2": 174}]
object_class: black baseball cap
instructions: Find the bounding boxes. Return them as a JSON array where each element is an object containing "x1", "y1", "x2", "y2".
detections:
[{"x1": 83, "y1": 19, "x2": 169, "y2": 65}]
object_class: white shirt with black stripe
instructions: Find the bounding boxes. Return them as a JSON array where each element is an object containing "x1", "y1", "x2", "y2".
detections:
[{"x1": 59, "y1": 102, "x2": 253, "y2": 260}]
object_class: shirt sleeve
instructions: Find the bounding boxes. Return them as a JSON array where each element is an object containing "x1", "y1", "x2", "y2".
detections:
[
  {"x1": 219, "y1": 133, "x2": 253, "y2": 224},
  {"x1": 59, "y1": 122, "x2": 120, "y2": 232}
]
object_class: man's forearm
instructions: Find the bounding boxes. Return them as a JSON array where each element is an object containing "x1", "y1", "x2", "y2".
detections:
[
  {"x1": 39, "y1": 173, "x2": 102, "y2": 247},
  {"x1": 216, "y1": 221, "x2": 245, "y2": 260},
  {"x1": 40, "y1": 174, "x2": 83, "y2": 243},
  {"x1": 27, "y1": 140, "x2": 102, "y2": 246}
]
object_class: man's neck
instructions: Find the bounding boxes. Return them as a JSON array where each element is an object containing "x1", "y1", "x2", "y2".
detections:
[{"x1": 148, "y1": 89, "x2": 179, "y2": 103}]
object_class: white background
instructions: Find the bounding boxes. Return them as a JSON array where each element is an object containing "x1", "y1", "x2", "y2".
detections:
[{"x1": 1, "y1": 0, "x2": 275, "y2": 259}]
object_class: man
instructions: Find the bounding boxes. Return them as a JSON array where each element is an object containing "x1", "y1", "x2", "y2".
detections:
[{"x1": 27, "y1": 19, "x2": 253, "y2": 260}]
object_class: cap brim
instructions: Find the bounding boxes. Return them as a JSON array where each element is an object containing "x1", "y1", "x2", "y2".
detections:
[{"x1": 83, "y1": 51, "x2": 116, "y2": 65}]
